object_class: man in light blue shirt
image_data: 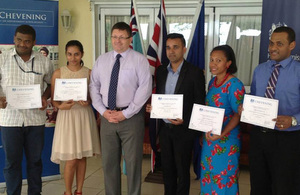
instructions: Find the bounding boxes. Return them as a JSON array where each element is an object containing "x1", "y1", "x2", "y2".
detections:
[
  {"x1": 90, "y1": 22, "x2": 152, "y2": 195},
  {"x1": 249, "y1": 26, "x2": 300, "y2": 195}
]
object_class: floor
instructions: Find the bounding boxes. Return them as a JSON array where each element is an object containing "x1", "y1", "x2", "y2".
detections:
[{"x1": 0, "y1": 155, "x2": 250, "y2": 195}]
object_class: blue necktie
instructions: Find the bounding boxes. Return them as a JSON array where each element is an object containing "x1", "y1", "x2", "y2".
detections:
[
  {"x1": 108, "y1": 54, "x2": 122, "y2": 110},
  {"x1": 265, "y1": 63, "x2": 281, "y2": 99}
]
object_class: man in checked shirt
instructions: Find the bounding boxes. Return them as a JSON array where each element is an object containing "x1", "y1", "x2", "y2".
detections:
[{"x1": 0, "y1": 24, "x2": 53, "y2": 195}]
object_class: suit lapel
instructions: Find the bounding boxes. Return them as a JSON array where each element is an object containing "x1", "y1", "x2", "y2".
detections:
[{"x1": 174, "y1": 61, "x2": 187, "y2": 94}]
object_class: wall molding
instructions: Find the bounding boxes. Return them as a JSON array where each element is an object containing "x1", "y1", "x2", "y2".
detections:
[{"x1": 89, "y1": 0, "x2": 262, "y2": 8}]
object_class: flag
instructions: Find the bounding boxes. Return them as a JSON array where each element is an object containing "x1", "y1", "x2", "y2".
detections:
[
  {"x1": 129, "y1": 0, "x2": 144, "y2": 54},
  {"x1": 122, "y1": 0, "x2": 146, "y2": 176},
  {"x1": 146, "y1": 0, "x2": 168, "y2": 172},
  {"x1": 146, "y1": 0, "x2": 168, "y2": 76},
  {"x1": 186, "y1": 0, "x2": 205, "y2": 179},
  {"x1": 186, "y1": 0, "x2": 205, "y2": 70}
]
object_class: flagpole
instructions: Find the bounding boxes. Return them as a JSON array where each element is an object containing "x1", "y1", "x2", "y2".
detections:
[
  {"x1": 185, "y1": 0, "x2": 203, "y2": 58},
  {"x1": 133, "y1": 0, "x2": 146, "y2": 55}
]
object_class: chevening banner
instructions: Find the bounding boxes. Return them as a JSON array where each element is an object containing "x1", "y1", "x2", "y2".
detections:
[
  {"x1": 259, "y1": 0, "x2": 300, "y2": 63},
  {"x1": 0, "y1": 0, "x2": 59, "y2": 69},
  {"x1": 0, "y1": 0, "x2": 58, "y2": 45}
]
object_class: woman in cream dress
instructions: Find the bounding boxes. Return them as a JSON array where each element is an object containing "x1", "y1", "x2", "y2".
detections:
[{"x1": 51, "y1": 40, "x2": 100, "y2": 195}]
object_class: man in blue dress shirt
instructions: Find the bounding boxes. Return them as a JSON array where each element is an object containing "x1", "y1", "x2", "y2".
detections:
[
  {"x1": 90, "y1": 22, "x2": 152, "y2": 195},
  {"x1": 249, "y1": 26, "x2": 300, "y2": 195}
]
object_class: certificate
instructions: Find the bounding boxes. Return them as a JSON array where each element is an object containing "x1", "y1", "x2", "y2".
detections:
[
  {"x1": 241, "y1": 94, "x2": 278, "y2": 129},
  {"x1": 54, "y1": 78, "x2": 87, "y2": 101},
  {"x1": 6, "y1": 85, "x2": 42, "y2": 109},
  {"x1": 150, "y1": 94, "x2": 183, "y2": 119},
  {"x1": 188, "y1": 104, "x2": 225, "y2": 135}
]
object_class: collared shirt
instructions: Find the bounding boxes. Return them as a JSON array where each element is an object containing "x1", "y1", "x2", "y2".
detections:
[
  {"x1": 0, "y1": 48, "x2": 53, "y2": 127},
  {"x1": 163, "y1": 61, "x2": 183, "y2": 123},
  {"x1": 250, "y1": 56, "x2": 300, "y2": 131},
  {"x1": 165, "y1": 61, "x2": 183, "y2": 94},
  {"x1": 89, "y1": 48, "x2": 152, "y2": 119}
]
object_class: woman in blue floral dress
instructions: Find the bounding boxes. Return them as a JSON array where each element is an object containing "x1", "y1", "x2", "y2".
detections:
[{"x1": 200, "y1": 45, "x2": 245, "y2": 195}]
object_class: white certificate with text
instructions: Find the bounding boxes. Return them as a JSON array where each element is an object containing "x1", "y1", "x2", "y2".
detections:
[
  {"x1": 150, "y1": 94, "x2": 183, "y2": 119},
  {"x1": 6, "y1": 85, "x2": 42, "y2": 109},
  {"x1": 189, "y1": 104, "x2": 225, "y2": 135},
  {"x1": 54, "y1": 78, "x2": 87, "y2": 101},
  {"x1": 241, "y1": 94, "x2": 278, "y2": 129}
]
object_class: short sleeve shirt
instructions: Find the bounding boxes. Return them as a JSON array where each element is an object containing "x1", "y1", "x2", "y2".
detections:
[{"x1": 0, "y1": 48, "x2": 53, "y2": 127}]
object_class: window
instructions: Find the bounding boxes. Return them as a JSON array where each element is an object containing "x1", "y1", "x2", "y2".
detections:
[
  {"x1": 215, "y1": 7, "x2": 262, "y2": 90},
  {"x1": 95, "y1": 4, "x2": 262, "y2": 88},
  {"x1": 104, "y1": 15, "x2": 150, "y2": 52},
  {"x1": 98, "y1": 8, "x2": 153, "y2": 55}
]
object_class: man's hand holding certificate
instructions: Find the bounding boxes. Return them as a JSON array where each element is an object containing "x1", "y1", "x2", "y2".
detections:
[
  {"x1": 241, "y1": 94, "x2": 278, "y2": 129},
  {"x1": 189, "y1": 104, "x2": 225, "y2": 135},
  {"x1": 150, "y1": 94, "x2": 183, "y2": 119},
  {"x1": 6, "y1": 85, "x2": 42, "y2": 109},
  {"x1": 54, "y1": 78, "x2": 87, "y2": 101}
]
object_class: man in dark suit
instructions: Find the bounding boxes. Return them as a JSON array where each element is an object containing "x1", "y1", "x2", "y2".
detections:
[{"x1": 147, "y1": 33, "x2": 205, "y2": 195}]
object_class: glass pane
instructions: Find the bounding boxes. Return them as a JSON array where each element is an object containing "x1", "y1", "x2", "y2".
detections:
[
  {"x1": 139, "y1": 16, "x2": 150, "y2": 50},
  {"x1": 166, "y1": 16, "x2": 193, "y2": 46},
  {"x1": 204, "y1": 15, "x2": 209, "y2": 73},
  {"x1": 105, "y1": 15, "x2": 150, "y2": 53},
  {"x1": 105, "y1": 16, "x2": 130, "y2": 52},
  {"x1": 219, "y1": 15, "x2": 262, "y2": 86},
  {"x1": 166, "y1": 15, "x2": 209, "y2": 73}
]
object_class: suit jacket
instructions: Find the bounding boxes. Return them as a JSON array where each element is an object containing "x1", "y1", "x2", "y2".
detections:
[{"x1": 156, "y1": 60, "x2": 206, "y2": 132}]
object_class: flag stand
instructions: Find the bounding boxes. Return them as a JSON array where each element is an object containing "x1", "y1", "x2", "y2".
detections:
[
  {"x1": 144, "y1": 170, "x2": 164, "y2": 184},
  {"x1": 144, "y1": 150, "x2": 164, "y2": 184}
]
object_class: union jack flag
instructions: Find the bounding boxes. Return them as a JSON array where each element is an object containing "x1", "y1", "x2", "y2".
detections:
[
  {"x1": 146, "y1": 0, "x2": 168, "y2": 75},
  {"x1": 147, "y1": 0, "x2": 168, "y2": 173}
]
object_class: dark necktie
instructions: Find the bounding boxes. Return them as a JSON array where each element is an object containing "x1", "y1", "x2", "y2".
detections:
[
  {"x1": 108, "y1": 54, "x2": 122, "y2": 110},
  {"x1": 265, "y1": 63, "x2": 281, "y2": 99}
]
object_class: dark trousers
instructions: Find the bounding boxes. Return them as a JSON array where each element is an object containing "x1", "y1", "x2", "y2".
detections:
[
  {"x1": 159, "y1": 122, "x2": 194, "y2": 195},
  {"x1": 249, "y1": 126, "x2": 300, "y2": 195},
  {"x1": 1, "y1": 126, "x2": 44, "y2": 195}
]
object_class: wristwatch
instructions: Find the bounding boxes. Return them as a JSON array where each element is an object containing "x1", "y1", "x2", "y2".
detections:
[{"x1": 291, "y1": 116, "x2": 298, "y2": 126}]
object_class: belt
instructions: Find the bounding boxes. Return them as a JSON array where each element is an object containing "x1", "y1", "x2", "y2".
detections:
[
  {"x1": 162, "y1": 121, "x2": 174, "y2": 129},
  {"x1": 258, "y1": 127, "x2": 276, "y2": 133},
  {"x1": 258, "y1": 126, "x2": 300, "y2": 134},
  {"x1": 106, "y1": 106, "x2": 128, "y2": 111}
]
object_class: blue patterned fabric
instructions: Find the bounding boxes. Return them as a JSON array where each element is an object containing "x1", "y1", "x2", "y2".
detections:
[{"x1": 200, "y1": 77, "x2": 245, "y2": 195}]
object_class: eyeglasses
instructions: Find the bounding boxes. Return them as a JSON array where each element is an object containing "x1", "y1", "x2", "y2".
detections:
[
  {"x1": 14, "y1": 55, "x2": 42, "y2": 75},
  {"x1": 111, "y1": 36, "x2": 131, "y2": 40}
]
